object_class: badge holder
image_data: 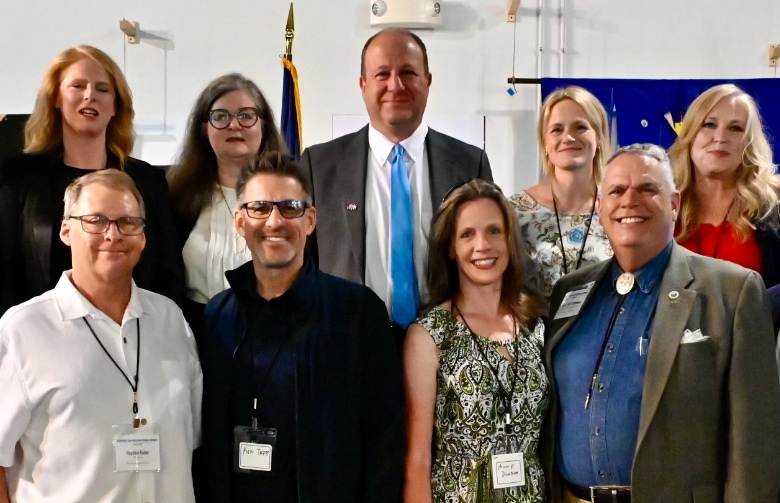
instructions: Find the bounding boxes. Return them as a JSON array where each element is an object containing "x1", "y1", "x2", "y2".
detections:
[
  {"x1": 234, "y1": 424, "x2": 277, "y2": 473},
  {"x1": 112, "y1": 423, "x2": 161, "y2": 472},
  {"x1": 489, "y1": 417, "x2": 525, "y2": 498}
]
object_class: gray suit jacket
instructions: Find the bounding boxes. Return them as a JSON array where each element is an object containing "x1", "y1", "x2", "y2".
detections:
[
  {"x1": 299, "y1": 125, "x2": 492, "y2": 284},
  {"x1": 543, "y1": 243, "x2": 780, "y2": 503}
]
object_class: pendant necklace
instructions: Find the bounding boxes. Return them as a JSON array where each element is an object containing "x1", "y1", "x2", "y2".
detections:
[{"x1": 552, "y1": 184, "x2": 597, "y2": 275}]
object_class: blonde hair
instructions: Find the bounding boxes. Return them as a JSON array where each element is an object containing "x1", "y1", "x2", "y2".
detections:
[
  {"x1": 669, "y1": 84, "x2": 780, "y2": 241},
  {"x1": 24, "y1": 45, "x2": 134, "y2": 168},
  {"x1": 538, "y1": 86, "x2": 611, "y2": 184},
  {"x1": 63, "y1": 169, "x2": 145, "y2": 219}
]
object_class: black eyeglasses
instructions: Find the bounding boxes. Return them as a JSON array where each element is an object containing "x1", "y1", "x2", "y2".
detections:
[
  {"x1": 68, "y1": 215, "x2": 146, "y2": 235},
  {"x1": 207, "y1": 107, "x2": 261, "y2": 129},
  {"x1": 441, "y1": 178, "x2": 503, "y2": 203},
  {"x1": 241, "y1": 200, "x2": 310, "y2": 219}
]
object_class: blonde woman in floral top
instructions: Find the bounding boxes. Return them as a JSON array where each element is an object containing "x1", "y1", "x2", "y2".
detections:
[{"x1": 511, "y1": 86, "x2": 613, "y2": 298}]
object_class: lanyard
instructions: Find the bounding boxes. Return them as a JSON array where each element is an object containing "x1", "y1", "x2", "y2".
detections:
[
  {"x1": 83, "y1": 317, "x2": 141, "y2": 426},
  {"x1": 583, "y1": 277, "x2": 634, "y2": 409},
  {"x1": 552, "y1": 190, "x2": 597, "y2": 275},
  {"x1": 453, "y1": 302, "x2": 520, "y2": 431}
]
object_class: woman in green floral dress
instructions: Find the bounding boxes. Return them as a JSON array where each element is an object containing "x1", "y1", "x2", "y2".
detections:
[{"x1": 404, "y1": 180, "x2": 549, "y2": 503}]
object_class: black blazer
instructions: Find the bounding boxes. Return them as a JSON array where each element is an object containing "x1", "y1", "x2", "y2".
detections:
[
  {"x1": 198, "y1": 260, "x2": 405, "y2": 503},
  {"x1": 299, "y1": 126, "x2": 493, "y2": 285},
  {"x1": 0, "y1": 152, "x2": 184, "y2": 314}
]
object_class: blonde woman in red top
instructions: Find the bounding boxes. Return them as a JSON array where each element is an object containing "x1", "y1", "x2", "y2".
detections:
[{"x1": 669, "y1": 83, "x2": 780, "y2": 289}]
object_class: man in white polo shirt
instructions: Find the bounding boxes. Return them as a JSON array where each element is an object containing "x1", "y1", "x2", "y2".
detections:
[{"x1": 0, "y1": 169, "x2": 202, "y2": 503}]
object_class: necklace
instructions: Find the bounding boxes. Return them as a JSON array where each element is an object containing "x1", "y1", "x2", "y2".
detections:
[
  {"x1": 217, "y1": 185, "x2": 233, "y2": 216},
  {"x1": 452, "y1": 301, "x2": 520, "y2": 430},
  {"x1": 552, "y1": 185, "x2": 597, "y2": 275}
]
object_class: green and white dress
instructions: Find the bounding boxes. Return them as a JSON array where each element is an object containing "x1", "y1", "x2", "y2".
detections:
[
  {"x1": 418, "y1": 306, "x2": 549, "y2": 503},
  {"x1": 510, "y1": 190, "x2": 613, "y2": 298}
]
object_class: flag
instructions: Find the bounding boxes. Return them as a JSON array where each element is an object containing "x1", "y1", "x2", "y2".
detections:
[{"x1": 281, "y1": 55, "x2": 302, "y2": 159}]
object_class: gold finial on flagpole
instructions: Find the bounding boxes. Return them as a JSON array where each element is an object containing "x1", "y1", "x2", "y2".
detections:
[{"x1": 284, "y1": 3, "x2": 295, "y2": 57}]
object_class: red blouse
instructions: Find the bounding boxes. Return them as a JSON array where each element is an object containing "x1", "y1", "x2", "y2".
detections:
[{"x1": 679, "y1": 221, "x2": 763, "y2": 274}]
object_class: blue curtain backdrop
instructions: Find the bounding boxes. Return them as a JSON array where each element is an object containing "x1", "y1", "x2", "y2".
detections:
[{"x1": 541, "y1": 78, "x2": 780, "y2": 162}]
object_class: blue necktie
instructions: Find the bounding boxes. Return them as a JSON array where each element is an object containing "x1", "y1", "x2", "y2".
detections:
[{"x1": 390, "y1": 144, "x2": 419, "y2": 328}]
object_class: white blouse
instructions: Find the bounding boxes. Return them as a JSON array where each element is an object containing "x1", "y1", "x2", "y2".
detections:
[{"x1": 182, "y1": 186, "x2": 252, "y2": 304}]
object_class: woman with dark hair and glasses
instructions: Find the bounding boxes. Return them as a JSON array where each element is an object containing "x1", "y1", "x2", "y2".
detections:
[
  {"x1": 167, "y1": 73, "x2": 286, "y2": 328},
  {"x1": 0, "y1": 45, "x2": 182, "y2": 315},
  {"x1": 404, "y1": 179, "x2": 549, "y2": 503}
]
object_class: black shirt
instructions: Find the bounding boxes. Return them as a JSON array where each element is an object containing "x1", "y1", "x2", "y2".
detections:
[{"x1": 229, "y1": 269, "x2": 304, "y2": 503}]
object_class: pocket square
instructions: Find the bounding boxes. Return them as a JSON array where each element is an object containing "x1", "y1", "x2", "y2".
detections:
[{"x1": 681, "y1": 328, "x2": 711, "y2": 344}]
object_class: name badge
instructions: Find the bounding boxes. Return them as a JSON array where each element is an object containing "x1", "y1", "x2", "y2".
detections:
[
  {"x1": 113, "y1": 433, "x2": 161, "y2": 472},
  {"x1": 491, "y1": 452, "x2": 525, "y2": 489},
  {"x1": 234, "y1": 426, "x2": 277, "y2": 473},
  {"x1": 238, "y1": 442, "x2": 273, "y2": 471},
  {"x1": 554, "y1": 281, "x2": 595, "y2": 319}
]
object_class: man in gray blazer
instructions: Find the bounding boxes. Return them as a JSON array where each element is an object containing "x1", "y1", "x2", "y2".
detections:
[
  {"x1": 544, "y1": 144, "x2": 780, "y2": 503},
  {"x1": 300, "y1": 28, "x2": 492, "y2": 339}
]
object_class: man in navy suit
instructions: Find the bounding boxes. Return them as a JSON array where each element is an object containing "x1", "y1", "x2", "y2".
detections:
[{"x1": 300, "y1": 29, "x2": 492, "y2": 337}]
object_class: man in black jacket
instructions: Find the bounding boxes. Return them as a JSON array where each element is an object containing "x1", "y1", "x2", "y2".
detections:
[{"x1": 198, "y1": 154, "x2": 405, "y2": 503}]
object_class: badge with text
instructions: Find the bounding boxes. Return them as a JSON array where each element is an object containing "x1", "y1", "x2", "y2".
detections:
[
  {"x1": 554, "y1": 281, "x2": 595, "y2": 319},
  {"x1": 234, "y1": 426, "x2": 277, "y2": 473},
  {"x1": 491, "y1": 452, "x2": 525, "y2": 489},
  {"x1": 113, "y1": 431, "x2": 161, "y2": 472}
]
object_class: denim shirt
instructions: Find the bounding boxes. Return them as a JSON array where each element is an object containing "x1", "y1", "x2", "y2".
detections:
[{"x1": 553, "y1": 243, "x2": 672, "y2": 486}]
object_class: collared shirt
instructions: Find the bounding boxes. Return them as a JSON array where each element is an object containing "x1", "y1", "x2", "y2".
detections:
[
  {"x1": 365, "y1": 122, "x2": 432, "y2": 312},
  {"x1": 553, "y1": 243, "x2": 672, "y2": 487},
  {"x1": 0, "y1": 272, "x2": 202, "y2": 503}
]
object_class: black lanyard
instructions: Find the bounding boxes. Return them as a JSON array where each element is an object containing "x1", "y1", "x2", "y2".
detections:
[
  {"x1": 552, "y1": 190, "x2": 597, "y2": 275},
  {"x1": 83, "y1": 317, "x2": 140, "y2": 425},
  {"x1": 453, "y1": 302, "x2": 520, "y2": 431},
  {"x1": 583, "y1": 282, "x2": 630, "y2": 409}
]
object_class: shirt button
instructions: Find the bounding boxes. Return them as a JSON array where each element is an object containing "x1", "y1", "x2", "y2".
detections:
[
  {"x1": 594, "y1": 427, "x2": 600, "y2": 436},
  {"x1": 598, "y1": 470, "x2": 605, "y2": 478},
  {"x1": 140, "y1": 418, "x2": 148, "y2": 426},
  {"x1": 598, "y1": 383, "x2": 605, "y2": 392},
  {"x1": 123, "y1": 337, "x2": 127, "y2": 344},
  {"x1": 607, "y1": 343, "x2": 614, "y2": 352}
]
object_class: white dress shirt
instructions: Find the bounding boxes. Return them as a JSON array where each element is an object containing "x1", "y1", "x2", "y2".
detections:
[
  {"x1": 0, "y1": 273, "x2": 203, "y2": 503},
  {"x1": 365, "y1": 123, "x2": 433, "y2": 313},
  {"x1": 183, "y1": 186, "x2": 252, "y2": 303}
]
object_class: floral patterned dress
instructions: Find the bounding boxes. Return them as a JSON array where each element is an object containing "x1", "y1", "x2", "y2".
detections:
[
  {"x1": 510, "y1": 190, "x2": 613, "y2": 298},
  {"x1": 417, "y1": 306, "x2": 549, "y2": 503}
]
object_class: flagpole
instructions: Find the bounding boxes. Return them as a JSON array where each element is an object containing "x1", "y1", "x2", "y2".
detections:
[
  {"x1": 281, "y1": 2, "x2": 302, "y2": 158},
  {"x1": 285, "y1": 3, "x2": 294, "y2": 58}
]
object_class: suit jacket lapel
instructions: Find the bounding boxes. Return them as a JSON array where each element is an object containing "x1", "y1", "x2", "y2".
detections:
[
  {"x1": 635, "y1": 244, "x2": 695, "y2": 452},
  {"x1": 426, "y1": 129, "x2": 468, "y2": 205},
  {"x1": 343, "y1": 127, "x2": 369, "y2": 279}
]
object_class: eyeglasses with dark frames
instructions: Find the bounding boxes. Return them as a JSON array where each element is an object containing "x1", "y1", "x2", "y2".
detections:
[
  {"x1": 207, "y1": 107, "x2": 261, "y2": 129},
  {"x1": 68, "y1": 215, "x2": 146, "y2": 235},
  {"x1": 241, "y1": 200, "x2": 310, "y2": 219}
]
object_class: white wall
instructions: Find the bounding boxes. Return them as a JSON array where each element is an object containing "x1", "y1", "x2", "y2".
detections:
[{"x1": 1, "y1": 0, "x2": 778, "y2": 193}]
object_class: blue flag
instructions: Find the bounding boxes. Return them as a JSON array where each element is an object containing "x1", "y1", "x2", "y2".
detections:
[{"x1": 281, "y1": 55, "x2": 302, "y2": 159}]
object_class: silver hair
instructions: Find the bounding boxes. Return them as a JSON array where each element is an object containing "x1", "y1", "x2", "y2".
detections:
[
  {"x1": 605, "y1": 143, "x2": 676, "y2": 193},
  {"x1": 63, "y1": 169, "x2": 146, "y2": 219}
]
